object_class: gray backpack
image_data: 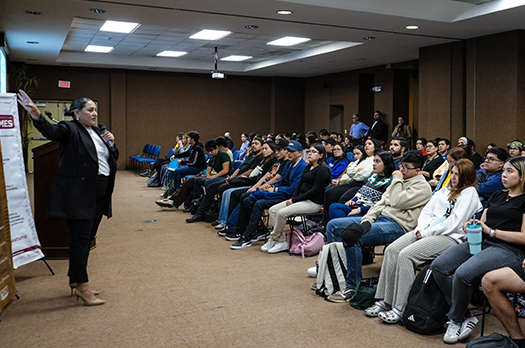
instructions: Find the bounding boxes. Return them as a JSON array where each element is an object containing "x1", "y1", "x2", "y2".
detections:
[
  {"x1": 465, "y1": 333, "x2": 518, "y2": 348},
  {"x1": 315, "y1": 242, "x2": 347, "y2": 297}
]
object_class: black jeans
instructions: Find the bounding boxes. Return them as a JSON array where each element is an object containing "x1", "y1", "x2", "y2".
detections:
[{"x1": 66, "y1": 175, "x2": 108, "y2": 284}]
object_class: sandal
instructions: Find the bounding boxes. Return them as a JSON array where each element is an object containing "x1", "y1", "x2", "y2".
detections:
[
  {"x1": 378, "y1": 309, "x2": 403, "y2": 324},
  {"x1": 365, "y1": 301, "x2": 390, "y2": 317}
]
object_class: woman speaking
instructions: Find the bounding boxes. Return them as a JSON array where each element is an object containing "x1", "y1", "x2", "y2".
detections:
[{"x1": 17, "y1": 90, "x2": 118, "y2": 306}]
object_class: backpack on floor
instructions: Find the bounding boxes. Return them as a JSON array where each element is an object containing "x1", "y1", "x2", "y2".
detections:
[
  {"x1": 147, "y1": 172, "x2": 162, "y2": 187},
  {"x1": 465, "y1": 333, "x2": 519, "y2": 348},
  {"x1": 287, "y1": 229, "x2": 325, "y2": 258},
  {"x1": 315, "y1": 242, "x2": 347, "y2": 297},
  {"x1": 402, "y1": 265, "x2": 450, "y2": 335},
  {"x1": 204, "y1": 199, "x2": 220, "y2": 223},
  {"x1": 349, "y1": 276, "x2": 379, "y2": 310}
]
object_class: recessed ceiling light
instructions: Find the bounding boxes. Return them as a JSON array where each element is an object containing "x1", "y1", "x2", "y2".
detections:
[
  {"x1": 406, "y1": 25, "x2": 419, "y2": 30},
  {"x1": 356, "y1": 58, "x2": 365, "y2": 61},
  {"x1": 267, "y1": 36, "x2": 310, "y2": 47},
  {"x1": 26, "y1": 41, "x2": 39, "y2": 45},
  {"x1": 245, "y1": 25, "x2": 259, "y2": 30},
  {"x1": 100, "y1": 20, "x2": 140, "y2": 34},
  {"x1": 25, "y1": 11, "x2": 42, "y2": 15},
  {"x1": 277, "y1": 10, "x2": 293, "y2": 15},
  {"x1": 221, "y1": 55, "x2": 253, "y2": 62},
  {"x1": 156, "y1": 51, "x2": 188, "y2": 57},
  {"x1": 189, "y1": 29, "x2": 232, "y2": 41},
  {"x1": 90, "y1": 8, "x2": 106, "y2": 14},
  {"x1": 85, "y1": 45, "x2": 114, "y2": 53},
  {"x1": 363, "y1": 37, "x2": 375, "y2": 40}
]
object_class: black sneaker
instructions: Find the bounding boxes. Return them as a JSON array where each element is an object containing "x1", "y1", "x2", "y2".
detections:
[
  {"x1": 251, "y1": 231, "x2": 269, "y2": 243},
  {"x1": 186, "y1": 213, "x2": 205, "y2": 223},
  {"x1": 230, "y1": 236, "x2": 252, "y2": 250},
  {"x1": 217, "y1": 228, "x2": 228, "y2": 237},
  {"x1": 225, "y1": 232, "x2": 241, "y2": 241},
  {"x1": 211, "y1": 220, "x2": 220, "y2": 226}
]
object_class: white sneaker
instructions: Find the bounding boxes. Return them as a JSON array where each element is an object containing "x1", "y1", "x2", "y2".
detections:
[
  {"x1": 261, "y1": 239, "x2": 277, "y2": 252},
  {"x1": 268, "y1": 241, "x2": 288, "y2": 254},
  {"x1": 214, "y1": 222, "x2": 225, "y2": 230},
  {"x1": 443, "y1": 320, "x2": 462, "y2": 344},
  {"x1": 458, "y1": 316, "x2": 479, "y2": 341},
  {"x1": 307, "y1": 266, "x2": 317, "y2": 278}
]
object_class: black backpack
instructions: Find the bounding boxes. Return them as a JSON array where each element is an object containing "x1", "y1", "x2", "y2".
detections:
[
  {"x1": 204, "y1": 199, "x2": 220, "y2": 223},
  {"x1": 402, "y1": 265, "x2": 450, "y2": 335},
  {"x1": 465, "y1": 333, "x2": 519, "y2": 348}
]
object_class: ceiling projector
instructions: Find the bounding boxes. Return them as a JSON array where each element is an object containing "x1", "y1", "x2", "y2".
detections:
[{"x1": 211, "y1": 70, "x2": 225, "y2": 79}]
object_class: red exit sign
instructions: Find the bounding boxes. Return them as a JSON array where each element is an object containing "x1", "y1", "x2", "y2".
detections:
[{"x1": 58, "y1": 80, "x2": 71, "y2": 88}]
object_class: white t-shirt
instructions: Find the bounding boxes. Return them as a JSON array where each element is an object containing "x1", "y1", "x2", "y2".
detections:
[{"x1": 87, "y1": 128, "x2": 110, "y2": 176}]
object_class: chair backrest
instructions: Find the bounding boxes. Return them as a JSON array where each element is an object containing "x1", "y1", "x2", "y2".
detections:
[
  {"x1": 232, "y1": 150, "x2": 240, "y2": 161},
  {"x1": 145, "y1": 144, "x2": 153, "y2": 156},
  {"x1": 152, "y1": 145, "x2": 161, "y2": 158},
  {"x1": 165, "y1": 148, "x2": 175, "y2": 158},
  {"x1": 205, "y1": 153, "x2": 211, "y2": 161},
  {"x1": 232, "y1": 160, "x2": 243, "y2": 171}
]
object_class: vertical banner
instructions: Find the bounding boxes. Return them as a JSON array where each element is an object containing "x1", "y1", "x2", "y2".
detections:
[
  {"x1": 0, "y1": 137, "x2": 16, "y2": 314},
  {"x1": 0, "y1": 93, "x2": 44, "y2": 268}
]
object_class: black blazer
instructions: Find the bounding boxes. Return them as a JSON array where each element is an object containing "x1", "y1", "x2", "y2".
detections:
[
  {"x1": 368, "y1": 119, "x2": 388, "y2": 142},
  {"x1": 33, "y1": 116, "x2": 119, "y2": 220}
]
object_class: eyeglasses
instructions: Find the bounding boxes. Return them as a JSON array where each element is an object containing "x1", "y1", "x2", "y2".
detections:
[
  {"x1": 400, "y1": 164, "x2": 417, "y2": 172},
  {"x1": 308, "y1": 149, "x2": 319, "y2": 154},
  {"x1": 508, "y1": 147, "x2": 519, "y2": 151},
  {"x1": 484, "y1": 156, "x2": 500, "y2": 162}
]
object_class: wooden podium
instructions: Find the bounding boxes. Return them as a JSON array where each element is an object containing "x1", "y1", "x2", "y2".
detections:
[{"x1": 32, "y1": 141, "x2": 69, "y2": 258}]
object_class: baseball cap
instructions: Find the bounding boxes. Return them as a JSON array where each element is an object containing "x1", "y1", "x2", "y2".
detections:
[
  {"x1": 287, "y1": 141, "x2": 303, "y2": 152},
  {"x1": 274, "y1": 138, "x2": 290, "y2": 149}
]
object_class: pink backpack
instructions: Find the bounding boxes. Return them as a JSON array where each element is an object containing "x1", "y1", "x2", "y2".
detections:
[{"x1": 287, "y1": 229, "x2": 325, "y2": 258}]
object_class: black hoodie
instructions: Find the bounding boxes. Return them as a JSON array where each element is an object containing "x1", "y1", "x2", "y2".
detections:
[{"x1": 178, "y1": 141, "x2": 206, "y2": 170}]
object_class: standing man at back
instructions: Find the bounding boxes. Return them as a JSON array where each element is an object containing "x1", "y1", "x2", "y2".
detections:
[
  {"x1": 368, "y1": 110, "x2": 388, "y2": 147},
  {"x1": 349, "y1": 113, "x2": 369, "y2": 146}
]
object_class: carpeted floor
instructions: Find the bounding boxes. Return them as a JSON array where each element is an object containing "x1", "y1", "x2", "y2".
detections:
[{"x1": 0, "y1": 171, "x2": 505, "y2": 347}]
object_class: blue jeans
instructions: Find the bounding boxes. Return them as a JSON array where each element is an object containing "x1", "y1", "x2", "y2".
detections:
[
  {"x1": 218, "y1": 186, "x2": 250, "y2": 223},
  {"x1": 431, "y1": 240, "x2": 525, "y2": 322},
  {"x1": 326, "y1": 215, "x2": 405, "y2": 288},
  {"x1": 171, "y1": 166, "x2": 201, "y2": 190},
  {"x1": 329, "y1": 203, "x2": 353, "y2": 219}
]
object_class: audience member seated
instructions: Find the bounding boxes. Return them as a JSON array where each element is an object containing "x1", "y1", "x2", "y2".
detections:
[
  {"x1": 166, "y1": 131, "x2": 206, "y2": 192},
  {"x1": 420, "y1": 139, "x2": 445, "y2": 182},
  {"x1": 224, "y1": 132, "x2": 234, "y2": 150},
  {"x1": 323, "y1": 139, "x2": 380, "y2": 225},
  {"x1": 214, "y1": 140, "x2": 287, "y2": 231},
  {"x1": 482, "y1": 259, "x2": 525, "y2": 348},
  {"x1": 429, "y1": 147, "x2": 468, "y2": 192},
  {"x1": 232, "y1": 143, "x2": 331, "y2": 251},
  {"x1": 508, "y1": 140, "x2": 523, "y2": 158},
  {"x1": 323, "y1": 137, "x2": 336, "y2": 159},
  {"x1": 216, "y1": 136, "x2": 233, "y2": 160},
  {"x1": 389, "y1": 137, "x2": 407, "y2": 170},
  {"x1": 329, "y1": 151, "x2": 394, "y2": 219},
  {"x1": 188, "y1": 139, "x2": 233, "y2": 207},
  {"x1": 238, "y1": 133, "x2": 251, "y2": 160},
  {"x1": 469, "y1": 139, "x2": 483, "y2": 169},
  {"x1": 322, "y1": 141, "x2": 379, "y2": 226},
  {"x1": 159, "y1": 133, "x2": 191, "y2": 188},
  {"x1": 416, "y1": 137, "x2": 428, "y2": 157},
  {"x1": 322, "y1": 150, "x2": 432, "y2": 303},
  {"x1": 185, "y1": 138, "x2": 264, "y2": 223},
  {"x1": 366, "y1": 159, "x2": 481, "y2": 324},
  {"x1": 431, "y1": 156, "x2": 525, "y2": 344},
  {"x1": 327, "y1": 143, "x2": 349, "y2": 180},
  {"x1": 457, "y1": 136, "x2": 468, "y2": 147},
  {"x1": 223, "y1": 141, "x2": 307, "y2": 243},
  {"x1": 343, "y1": 135, "x2": 353, "y2": 153},
  {"x1": 477, "y1": 146, "x2": 508, "y2": 207},
  {"x1": 438, "y1": 138, "x2": 451, "y2": 160}
]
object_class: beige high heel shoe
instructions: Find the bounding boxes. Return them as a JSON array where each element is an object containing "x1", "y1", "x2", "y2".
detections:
[
  {"x1": 73, "y1": 289, "x2": 105, "y2": 306},
  {"x1": 69, "y1": 283, "x2": 100, "y2": 296}
]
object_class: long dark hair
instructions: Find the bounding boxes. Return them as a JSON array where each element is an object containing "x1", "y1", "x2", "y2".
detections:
[
  {"x1": 309, "y1": 143, "x2": 328, "y2": 167},
  {"x1": 354, "y1": 145, "x2": 367, "y2": 165},
  {"x1": 260, "y1": 142, "x2": 277, "y2": 164},
  {"x1": 375, "y1": 151, "x2": 395, "y2": 177},
  {"x1": 330, "y1": 143, "x2": 347, "y2": 165},
  {"x1": 64, "y1": 97, "x2": 92, "y2": 118},
  {"x1": 366, "y1": 138, "x2": 381, "y2": 155}
]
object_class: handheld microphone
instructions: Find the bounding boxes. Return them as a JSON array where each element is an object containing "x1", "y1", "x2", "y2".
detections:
[
  {"x1": 98, "y1": 123, "x2": 115, "y2": 150},
  {"x1": 44, "y1": 111, "x2": 59, "y2": 123}
]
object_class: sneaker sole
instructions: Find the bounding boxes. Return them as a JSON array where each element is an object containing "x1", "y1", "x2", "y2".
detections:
[
  {"x1": 156, "y1": 203, "x2": 174, "y2": 208},
  {"x1": 267, "y1": 247, "x2": 288, "y2": 254},
  {"x1": 225, "y1": 236, "x2": 241, "y2": 241},
  {"x1": 217, "y1": 230, "x2": 227, "y2": 236},
  {"x1": 230, "y1": 243, "x2": 252, "y2": 250},
  {"x1": 250, "y1": 234, "x2": 269, "y2": 242},
  {"x1": 458, "y1": 321, "x2": 479, "y2": 341},
  {"x1": 215, "y1": 224, "x2": 226, "y2": 230}
]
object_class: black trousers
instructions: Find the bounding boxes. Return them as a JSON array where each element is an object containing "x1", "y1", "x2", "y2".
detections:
[{"x1": 66, "y1": 175, "x2": 108, "y2": 284}]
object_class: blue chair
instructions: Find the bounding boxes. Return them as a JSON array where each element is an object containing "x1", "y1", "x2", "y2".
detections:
[
  {"x1": 129, "y1": 144, "x2": 151, "y2": 173},
  {"x1": 232, "y1": 150, "x2": 241, "y2": 161},
  {"x1": 347, "y1": 152, "x2": 355, "y2": 162},
  {"x1": 232, "y1": 160, "x2": 243, "y2": 171}
]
